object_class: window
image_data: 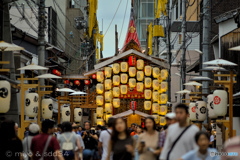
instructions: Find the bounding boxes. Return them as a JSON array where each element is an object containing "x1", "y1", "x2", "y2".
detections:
[
  {"x1": 140, "y1": 24, "x2": 148, "y2": 40},
  {"x1": 175, "y1": 1, "x2": 178, "y2": 19},
  {"x1": 141, "y1": 2, "x2": 154, "y2": 18}
]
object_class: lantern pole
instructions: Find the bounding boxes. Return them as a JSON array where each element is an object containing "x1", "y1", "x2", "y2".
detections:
[{"x1": 229, "y1": 69, "x2": 233, "y2": 138}]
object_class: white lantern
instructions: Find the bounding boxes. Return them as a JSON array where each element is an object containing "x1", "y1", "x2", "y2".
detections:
[
  {"x1": 113, "y1": 63, "x2": 120, "y2": 74},
  {"x1": 74, "y1": 108, "x2": 82, "y2": 122},
  {"x1": 105, "y1": 79, "x2": 112, "y2": 90},
  {"x1": 113, "y1": 87, "x2": 120, "y2": 98},
  {"x1": 129, "y1": 67, "x2": 136, "y2": 77},
  {"x1": 207, "y1": 94, "x2": 218, "y2": 119},
  {"x1": 113, "y1": 75, "x2": 120, "y2": 86},
  {"x1": 97, "y1": 107, "x2": 104, "y2": 118},
  {"x1": 213, "y1": 90, "x2": 228, "y2": 117},
  {"x1": 189, "y1": 102, "x2": 197, "y2": 121},
  {"x1": 129, "y1": 78, "x2": 136, "y2": 88},
  {"x1": 121, "y1": 62, "x2": 128, "y2": 72},
  {"x1": 42, "y1": 99, "x2": 53, "y2": 119},
  {"x1": 105, "y1": 67, "x2": 112, "y2": 78},
  {"x1": 195, "y1": 101, "x2": 207, "y2": 122},
  {"x1": 0, "y1": 81, "x2": 11, "y2": 113},
  {"x1": 113, "y1": 98, "x2": 120, "y2": 108},
  {"x1": 96, "y1": 84, "x2": 104, "y2": 94},
  {"x1": 62, "y1": 106, "x2": 71, "y2": 122},
  {"x1": 25, "y1": 93, "x2": 39, "y2": 118}
]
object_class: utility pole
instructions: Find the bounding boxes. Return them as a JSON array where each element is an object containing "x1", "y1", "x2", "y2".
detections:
[
  {"x1": 180, "y1": 0, "x2": 186, "y2": 102},
  {"x1": 115, "y1": 25, "x2": 118, "y2": 56},
  {"x1": 154, "y1": 19, "x2": 159, "y2": 57}
]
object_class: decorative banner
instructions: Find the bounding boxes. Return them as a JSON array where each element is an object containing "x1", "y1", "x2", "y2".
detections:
[
  {"x1": 25, "y1": 93, "x2": 39, "y2": 118},
  {"x1": 207, "y1": 94, "x2": 218, "y2": 119},
  {"x1": 144, "y1": 65, "x2": 152, "y2": 76},
  {"x1": 161, "y1": 82, "x2": 168, "y2": 93},
  {"x1": 74, "y1": 108, "x2": 82, "y2": 122},
  {"x1": 189, "y1": 102, "x2": 197, "y2": 121},
  {"x1": 113, "y1": 63, "x2": 120, "y2": 74},
  {"x1": 96, "y1": 95, "x2": 104, "y2": 106},
  {"x1": 105, "y1": 79, "x2": 112, "y2": 90},
  {"x1": 96, "y1": 83, "x2": 104, "y2": 94},
  {"x1": 113, "y1": 98, "x2": 120, "y2": 108},
  {"x1": 42, "y1": 99, "x2": 53, "y2": 119},
  {"x1": 120, "y1": 85, "x2": 128, "y2": 95},
  {"x1": 144, "y1": 77, "x2": 152, "y2": 88},
  {"x1": 0, "y1": 81, "x2": 11, "y2": 113},
  {"x1": 121, "y1": 62, "x2": 128, "y2": 72},
  {"x1": 129, "y1": 78, "x2": 136, "y2": 88},
  {"x1": 195, "y1": 101, "x2": 207, "y2": 122},
  {"x1": 129, "y1": 67, "x2": 137, "y2": 77},
  {"x1": 97, "y1": 71, "x2": 104, "y2": 82},
  {"x1": 152, "y1": 91, "x2": 159, "y2": 102},
  {"x1": 152, "y1": 103, "x2": 159, "y2": 113},
  {"x1": 153, "y1": 25, "x2": 165, "y2": 37},
  {"x1": 105, "y1": 103, "x2": 113, "y2": 114},
  {"x1": 137, "y1": 71, "x2": 144, "y2": 81},
  {"x1": 62, "y1": 106, "x2": 71, "y2": 122},
  {"x1": 153, "y1": 79, "x2": 160, "y2": 91},
  {"x1": 159, "y1": 105, "x2": 167, "y2": 115},
  {"x1": 144, "y1": 101, "x2": 152, "y2": 110},
  {"x1": 148, "y1": 23, "x2": 153, "y2": 55},
  {"x1": 144, "y1": 89, "x2": 152, "y2": 100},
  {"x1": 104, "y1": 67, "x2": 112, "y2": 78},
  {"x1": 113, "y1": 75, "x2": 120, "y2": 86},
  {"x1": 96, "y1": 107, "x2": 104, "y2": 117},
  {"x1": 113, "y1": 87, "x2": 120, "y2": 98},
  {"x1": 153, "y1": 67, "x2": 160, "y2": 78},
  {"x1": 137, "y1": 82, "x2": 144, "y2": 92},
  {"x1": 137, "y1": 59, "x2": 144, "y2": 70},
  {"x1": 161, "y1": 69, "x2": 168, "y2": 81},
  {"x1": 121, "y1": 73, "x2": 128, "y2": 84},
  {"x1": 105, "y1": 91, "x2": 112, "y2": 102},
  {"x1": 213, "y1": 90, "x2": 228, "y2": 117}
]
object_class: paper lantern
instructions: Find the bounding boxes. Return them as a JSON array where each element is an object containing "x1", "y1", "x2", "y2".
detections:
[
  {"x1": 189, "y1": 102, "x2": 197, "y2": 121},
  {"x1": 74, "y1": 108, "x2": 82, "y2": 122},
  {"x1": 137, "y1": 82, "x2": 144, "y2": 92},
  {"x1": 161, "y1": 82, "x2": 168, "y2": 93},
  {"x1": 96, "y1": 107, "x2": 104, "y2": 117},
  {"x1": 25, "y1": 93, "x2": 39, "y2": 118},
  {"x1": 129, "y1": 67, "x2": 136, "y2": 77},
  {"x1": 152, "y1": 114, "x2": 159, "y2": 124},
  {"x1": 0, "y1": 81, "x2": 11, "y2": 113},
  {"x1": 144, "y1": 101, "x2": 152, "y2": 110},
  {"x1": 62, "y1": 106, "x2": 70, "y2": 122},
  {"x1": 152, "y1": 91, "x2": 159, "y2": 102},
  {"x1": 144, "y1": 78, "x2": 152, "y2": 88},
  {"x1": 207, "y1": 94, "x2": 218, "y2": 119},
  {"x1": 153, "y1": 80, "x2": 160, "y2": 91},
  {"x1": 120, "y1": 85, "x2": 128, "y2": 95},
  {"x1": 213, "y1": 90, "x2": 228, "y2": 117},
  {"x1": 96, "y1": 84, "x2": 104, "y2": 94},
  {"x1": 195, "y1": 101, "x2": 207, "y2": 122},
  {"x1": 131, "y1": 101, "x2": 137, "y2": 111},
  {"x1": 160, "y1": 94, "x2": 168, "y2": 104},
  {"x1": 113, "y1": 63, "x2": 120, "y2": 74},
  {"x1": 161, "y1": 69, "x2": 168, "y2": 81},
  {"x1": 97, "y1": 71, "x2": 104, "y2": 82},
  {"x1": 74, "y1": 80, "x2": 80, "y2": 85},
  {"x1": 106, "y1": 114, "x2": 113, "y2": 123},
  {"x1": 129, "y1": 78, "x2": 136, "y2": 88},
  {"x1": 105, "y1": 91, "x2": 112, "y2": 102},
  {"x1": 152, "y1": 103, "x2": 159, "y2": 113},
  {"x1": 144, "y1": 89, "x2": 152, "y2": 100},
  {"x1": 105, "y1": 67, "x2": 112, "y2": 78},
  {"x1": 137, "y1": 71, "x2": 144, "y2": 81},
  {"x1": 97, "y1": 118, "x2": 104, "y2": 125},
  {"x1": 159, "y1": 105, "x2": 167, "y2": 115},
  {"x1": 92, "y1": 74, "x2": 96, "y2": 79},
  {"x1": 137, "y1": 59, "x2": 144, "y2": 70},
  {"x1": 121, "y1": 74, "x2": 128, "y2": 84},
  {"x1": 53, "y1": 69, "x2": 57, "y2": 75},
  {"x1": 64, "y1": 80, "x2": 69, "y2": 84},
  {"x1": 96, "y1": 95, "x2": 104, "y2": 106},
  {"x1": 105, "y1": 103, "x2": 113, "y2": 114},
  {"x1": 113, "y1": 75, "x2": 120, "y2": 86},
  {"x1": 120, "y1": 62, "x2": 128, "y2": 72},
  {"x1": 105, "y1": 79, "x2": 112, "y2": 90},
  {"x1": 160, "y1": 116, "x2": 166, "y2": 126},
  {"x1": 85, "y1": 80, "x2": 90, "y2": 85},
  {"x1": 113, "y1": 87, "x2": 120, "y2": 98},
  {"x1": 129, "y1": 56, "x2": 136, "y2": 66},
  {"x1": 144, "y1": 65, "x2": 152, "y2": 76},
  {"x1": 113, "y1": 98, "x2": 120, "y2": 108},
  {"x1": 153, "y1": 67, "x2": 160, "y2": 78},
  {"x1": 42, "y1": 99, "x2": 53, "y2": 119}
]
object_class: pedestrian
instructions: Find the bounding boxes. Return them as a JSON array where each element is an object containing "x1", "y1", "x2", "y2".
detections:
[
  {"x1": 221, "y1": 135, "x2": 240, "y2": 160},
  {"x1": 181, "y1": 131, "x2": 220, "y2": 160},
  {"x1": 24, "y1": 126, "x2": 30, "y2": 138},
  {"x1": 107, "y1": 118, "x2": 135, "y2": 160},
  {"x1": 133, "y1": 125, "x2": 143, "y2": 160},
  {"x1": 58, "y1": 122, "x2": 82, "y2": 160},
  {"x1": 160, "y1": 104, "x2": 199, "y2": 160},
  {"x1": 77, "y1": 126, "x2": 83, "y2": 135},
  {"x1": 207, "y1": 129, "x2": 215, "y2": 148},
  {"x1": 98, "y1": 117, "x2": 115, "y2": 160},
  {"x1": 22, "y1": 123, "x2": 40, "y2": 160},
  {"x1": 0, "y1": 120, "x2": 23, "y2": 160},
  {"x1": 130, "y1": 123, "x2": 137, "y2": 136},
  {"x1": 137, "y1": 117, "x2": 161, "y2": 160},
  {"x1": 130, "y1": 123, "x2": 136, "y2": 133},
  {"x1": 15, "y1": 122, "x2": 19, "y2": 135},
  {"x1": 31, "y1": 119, "x2": 64, "y2": 160},
  {"x1": 72, "y1": 123, "x2": 85, "y2": 160}
]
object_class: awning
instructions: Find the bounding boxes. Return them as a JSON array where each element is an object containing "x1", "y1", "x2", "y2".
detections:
[{"x1": 111, "y1": 110, "x2": 153, "y2": 118}]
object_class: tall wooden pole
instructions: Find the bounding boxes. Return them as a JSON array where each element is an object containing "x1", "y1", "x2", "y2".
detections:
[
  {"x1": 229, "y1": 69, "x2": 233, "y2": 137},
  {"x1": 115, "y1": 25, "x2": 118, "y2": 56}
]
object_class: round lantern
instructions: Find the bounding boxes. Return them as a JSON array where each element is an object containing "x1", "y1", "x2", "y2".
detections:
[
  {"x1": 113, "y1": 75, "x2": 120, "y2": 86},
  {"x1": 53, "y1": 69, "x2": 57, "y2": 75},
  {"x1": 160, "y1": 94, "x2": 168, "y2": 104},
  {"x1": 105, "y1": 67, "x2": 112, "y2": 78},
  {"x1": 74, "y1": 80, "x2": 80, "y2": 85},
  {"x1": 96, "y1": 107, "x2": 103, "y2": 117},
  {"x1": 62, "y1": 106, "x2": 70, "y2": 122},
  {"x1": 161, "y1": 82, "x2": 168, "y2": 93},
  {"x1": 152, "y1": 114, "x2": 159, "y2": 124},
  {"x1": 120, "y1": 85, "x2": 128, "y2": 95},
  {"x1": 42, "y1": 99, "x2": 53, "y2": 119},
  {"x1": 105, "y1": 91, "x2": 112, "y2": 102},
  {"x1": 97, "y1": 71, "x2": 104, "y2": 82},
  {"x1": 113, "y1": 63, "x2": 120, "y2": 74},
  {"x1": 137, "y1": 71, "x2": 144, "y2": 81},
  {"x1": 96, "y1": 84, "x2": 104, "y2": 94},
  {"x1": 137, "y1": 82, "x2": 144, "y2": 92},
  {"x1": 131, "y1": 101, "x2": 137, "y2": 111},
  {"x1": 85, "y1": 80, "x2": 90, "y2": 85},
  {"x1": 113, "y1": 98, "x2": 120, "y2": 108},
  {"x1": 74, "y1": 108, "x2": 82, "y2": 122},
  {"x1": 129, "y1": 67, "x2": 136, "y2": 77},
  {"x1": 144, "y1": 101, "x2": 152, "y2": 110},
  {"x1": 56, "y1": 71, "x2": 61, "y2": 76},
  {"x1": 161, "y1": 69, "x2": 168, "y2": 81},
  {"x1": 97, "y1": 118, "x2": 104, "y2": 125},
  {"x1": 105, "y1": 103, "x2": 113, "y2": 114},
  {"x1": 120, "y1": 62, "x2": 128, "y2": 72},
  {"x1": 195, "y1": 101, "x2": 207, "y2": 122},
  {"x1": 106, "y1": 114, "x2": 113, "y2": 123},
  {"x1": 159, "y1": 116, "x2": 166, "y2": 126},
  {"x1": 213, "y1": 90, "x2": 228, "y2": 117},
  {"x1": 152, "y1": 91, "x2": 159, "y2": 102},
  {"x1": 0, "y1": 81, "x2": 11, "y2": 113},
  {"x1": 207, "y1": 94, "x2": 218, "y2": 119},
  {"x1": 129, "y1": 56, "x2": 136, "y2": 66},
  {"x1": 25, "y1": 93, "x2": 39, "y2": 118},
  {"x1": 129, "y1": 78, "x2": 136, "y2": 88},
  {"x1": 137, "y1": 59, "x2": 144, "y2": 70},
  {"x1": 159, "y1": 105, "x2": 167, "y2": 115},
  {"x1": 144, "y1": 65, "x2": 152, "y2": 76},
  {"x1": 64, "y1": 80, "x2": 70, "y2": 84},
  {"x1": 152, "y1": 103, "x2": 159, "y2": 114},
  {"x1": 92, "y1": 74, "x2": 96, "y2": 79},
  {"x1": 121, "y1": 74, "x2": 128, "y2": 84},
  {"x1": 189, "y1": 102, "x2": 197, "y2": 121},
  {"x1": 96, "y1": 95, "x2": 104, "y2": 106},
  {"x1": 105, "y1": 79, "x2": 112, "y2": 90},
  {"x1": 153, "y1": 67, "x2": 160, "y2": 78},
  {"x1": 113, "y1": 87, "x2": 120, "y2": 97},
  {"x1": 152, "y1": 80, "x2": 160, "y2": 91},
  {"x1": 144, "y1": 77, "x2": 152, "y2": 88},
  {"x1": 144, "y1": 89, "x2": 152, "y2": 100}
]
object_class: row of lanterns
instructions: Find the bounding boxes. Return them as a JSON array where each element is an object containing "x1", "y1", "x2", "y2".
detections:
[
  {"x1": 52, "y1": 69, "x2": 61, "y2": 76},
  {"x1": 61, "y1": 106, "x2": 83, "y2": 122},
  {"x1": 64, "y1": 79, "x2": 90, "y2": 86}
]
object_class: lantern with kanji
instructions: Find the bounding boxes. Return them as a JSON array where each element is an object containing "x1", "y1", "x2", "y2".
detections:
[
  {"x1": 0, "y1": 81, "x2": 11, "y2": 113},
  {"x1": 129, "y1": 67, "x2": 136, "y2": 77},
  {"x1": 137, "y1": 71, "x2": 144, "y2": 81},
  {"x1": 161, "y1": 69, "x2": 168, "y2": 80},
  {"x1": 62, "y1": 106, "x2": 71, "y2": 122},
  {"x1": 105, "y1": 91, "x2": 112, "y2": 102},
  {"x1": 129, "y1": 56, "x2": 136, "y2": 66},
  {"x1": 97, "y1": 71, "x2": 104, "y2": 82},
  {"x1": 105, "y1": 67, "x2": 112, "y2": 78},
  {"x1": 137, "y1": 59, "x2": 144, "y2": 70},
  {"x1": 96, "y1": 95, "x2": 104, "y2": 106},
  {"x1": 129, "y1": 78, "x2": 136, "y2": 88},
  {"x1": 131, "y1": 101, "x2": 137, "y2": 111},
  {"x1": 113, "y1": 98, "x2": 120, "y2": 108},
  {"x1": 195, "y1": 101, "x2": 207, "y2": 122},
  {"x1": 121, "y1": 62, "x2": 128, "y2": 72},
  {"x1": 74, "y1": 80, "x2": 80, "y2": 86},
  {"x1": 144, "y1": 78, "x2": 152, "y2": 88},
  {"x1": 96, "y1": 84, "x2": 104, "y2": 94},
  {"x1": 92, "y1": 74, "x2": 96, "y2": 79},
  {"x1": 144, "y1": 65, "x2": 152, "y2": 76},
  {"x1": 42, "y1": 99, "x2": 53, "y2": 119},
  {"x1": 160, "y1": 116, "x2": 166, "y2": 126},
  {"x1": 113, "y1": 63, "x2": 120, "y2": 74},
  {"x1": 120, "y1": 85, "x2": 128, "y2": 95},
  {"x1": 207, "y1": 94, "x2": 217, "y2": 119},
  {"x1": 152, "y1": 91, "x2": 159, "y2": 102},
  {"x1": 105, "y1": 103, "x2": 113, "y2": 114},
  {"x1": 159, "y1": 105, "x2": 167, "y2": 115},
  {"x1": 121, "y1": 74, "x2": 128, "y2": 84},
  {"x1": 144, "y1": 89, "x2": 152, "y2": 100},
  {"x1": 113, "y1": 87, "x2": 120, "y2": 97},
  {"x1": 153, "y1": 67, "x2": 160, "y2": 78},
  {"x1": 25, "y1": 93, "x2": 39, "y2": 118},
  {"x1": 189, "y1": 102, "x2": 197, "y2": 121},
  {"x1": 74, "y1": 108, "x2": 82, "y2": 122},
  {"x1": 85, "y1": 80, "x2": 90, "y2": 85},
  {"x1": 64, "y1": 80, "x2": 70, "y2": 84},
  {"x1": 144, "y1": 101, "x2": 151, "y2": 110},
  {"x1": 105, "y1": 79, "x2": 112, "y2": 90},
  {"x1": 152, "y1": 80, "x2": 159, "y2": 91},
  {"x1": 96, "y1": 107, "x2": 104, "y2": 117},
  {"x1": 113, "y1": 75, "x2": 120, "y2": 86},
  {"x1": 213, "y1": 89, "x2": 228, "y2": 117},
  {"x1": 137, "y1": 82, "x2": 144, "y2": 92},
  {"x1": 152, "y1": 103, "x2": 159, "y2": 113},
  {"x1": 161, "y1": 82, "x2": 168, "y2": 93},
  {"x1": 160, "y1": 94, "x2": 168, "y2": 104}
]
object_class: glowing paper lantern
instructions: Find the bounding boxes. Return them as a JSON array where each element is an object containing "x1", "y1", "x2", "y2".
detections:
[
  {"x1": 113, "y1": 87, "x2": 120, "y2": 98},
  {"x1": 152, "y1": 103, "x2": 159, "y2": 113},
  {"x1": 92, "y1": 74, "x2": 96, "y2": 79},
  {"x1": 207, "y1": 94, "x2": 218, "y2": 119},
  {"x1": 144, "y1": 77, "x2": 152, "y2": 88},
  {"x1": 97, "y1": 71, "x2": 104, "y2": 82},
  {"x1": 120, "y1": 85, "x2": 128, "y2": 95},
  {"x1": 161, "y1": 69, "x2": 168, "y2": 81},
  {"x1": 96, "y1": 107, "x2": 103, "y2": 117},
  {"x1": 189, "y1": 102, "x2": 197, "y2": 121},
  {"x1": 105, "y1": 91, "x2": 112, "y2": 102},
  {"x1": 113, "y1": 63, "x2": 120, "y2": 74},
  {"x1": 152, "y1": 91, "x2": 159, "y2": 102},
  {"x1": 105, "y1": 79, "x2": 112, "y2": 90},
  {"x1": 153, "y1": 67, "x2": 160, "y2": 78},
  {"x1": 62, "y1": 106, "x2": 70, "y2": 122},
  {"x1": 152, "y1": 114, "x2": 159, "y2": 124},
  {"x1": 106, "y1": 114, "x2": 113, "y2": 123},
  {"x1": 120, "y1": 62, "x2": 128, "y2": 72},
  {"x1": 161, "y1": 82, "x2": 168, "y2": 93},
  {"x1": 121, "y1": 74, "x2": 128, "y2": 84},
  {"x1": 129, "y1": 56, "x2": 136, "y2": 66},
  {"x1": 137, "y1": 82, "x2": 144, "y2": 92},
  {"x1": 144, "y1": 89, "x2": 152, "y2": 100},
  {"x1": 153, "y1": 80, "x2": 160, "y2": 91},
  {"x1": 96, "y1": 96, "x2": 104, "y2": 106},
  {"x1": 137, "y1": 59, "x2": 144, "y2": 70},
  {"x1": 144, "y1": 101, "x2": 152, "y2": 110},
  {"x1": 196, "y1": 101, "x2": 207, "y2": 122},
  {"x1": 96, "y1": 84, "x2": 104, "y2": 94},
  {"x1": 213, "y1": 90, "x2": 228, "y2": 117},
  {"x1": 97, "y1": 118, "x2": 104, "y2": 125},
  {"x1": 0, "y1": 81, "x2": 11, "y2": 113},
  {"x1": 160, "y1": 116, "x2": 166, "y2": 126},
  {"x1": 159, "y1": 105, "x2": 167, "y2": 115},
  {"x1": 113, "y1": 98, "x2": 120, "y2": 108},
  {"x1": 84, "y1": 80, "x2": 90, "y2": 85},
  {"x1": 137, "y1": 71, "x2": 144, "y2": 81},
  {"x1": 74, "y1": 108, "x2": 82, "y2": 122},
  {"x1": 105, "y1": 103, "x2": 113, "y2": 114},
  {"x1": 64, "y1": 80, "x2": 69, "y2": 84},
  {"x1": 74, "y1": 80, "x2": 80, "y2": 85},
  {"x1": 129, "y1": 67, "x2": 136, "y2": 77},
  {"x1": 129, "y1": 78, "x2": 136, "y2": 88},
  {"x1": 105, "y1": 67, "x2": 112, "y2": 78},
  {"x1": 113, "y1": 75, "x2": 120, "y2": 86},
  {"x1": 160, "y1": 94, "x2": 168, "y2": 104},
  {"x1": 144, "y1": 65, "x2": 152, "y2": 76},
  {"x1": 25, "y1": 93, "x2": 39, "y2": 118},
  {"x1": 42, "y1": 99, "x2": 53, "y2": 119}
]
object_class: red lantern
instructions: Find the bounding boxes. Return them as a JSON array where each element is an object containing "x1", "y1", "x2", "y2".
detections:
[
  {"x1": 131, "y1": 101, "x2": 137, "y2": 111},
  {"x1": 53, "y1": 69, "x2": 57, "y2": 75},
  {"x1": 92, "y1": 74, "x2": 96, "y2": 79},
  {"x1": 64, "y1": 80, "x2": 69, "y2": 84},
  {"x1": 57, "y1": 71, "x2": 61, "y2": 76},
  {"x1": 129, "y1": 56, "x2": 136, "y2": 66},
  {"x1": 85, "y1": 80, "x2": 90, "y2": 85},
  {"x1": 74, "y1": 80, "x2": 80, "y2": 85}
]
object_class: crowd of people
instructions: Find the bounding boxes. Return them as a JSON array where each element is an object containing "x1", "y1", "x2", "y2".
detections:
[{"x1": 0, "y1": 103, "x2": 238, "y2": 160}]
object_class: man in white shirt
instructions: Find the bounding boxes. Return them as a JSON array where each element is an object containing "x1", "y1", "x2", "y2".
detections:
[
  {"x1": 160, "y1": 104, "x2": 199, "y2": 160},
  {"x1": 98, "y1": 117, "x2": 115, "y2": 160},
  {"x1": 72, "y1": 123, "x2": 85, "y2": 159}
]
